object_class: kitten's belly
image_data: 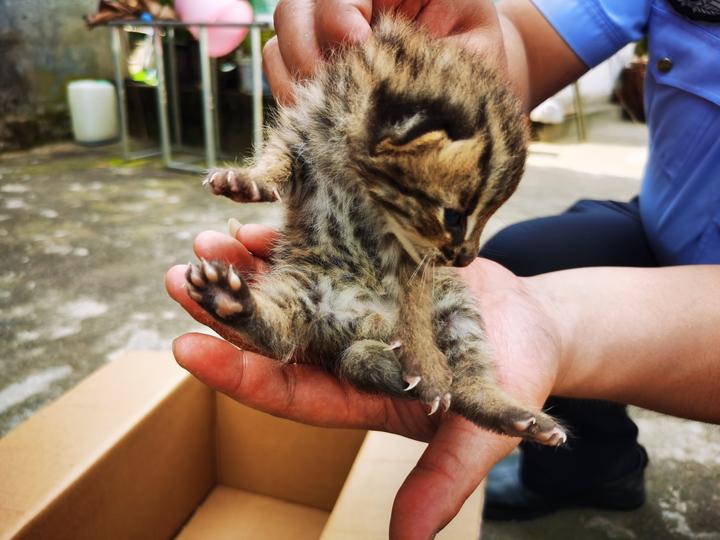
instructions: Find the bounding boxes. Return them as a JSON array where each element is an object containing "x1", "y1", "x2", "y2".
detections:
[{"x1": 313, "y1": 275, "x2": 397, "y2": 329}]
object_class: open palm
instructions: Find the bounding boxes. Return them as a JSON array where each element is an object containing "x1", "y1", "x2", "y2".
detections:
[{"x1": 165, "y1": 224, "x2": 562, "y2": 538}]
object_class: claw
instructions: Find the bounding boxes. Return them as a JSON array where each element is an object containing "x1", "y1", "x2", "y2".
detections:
[
  {"x1": 403, "y1": 374, "x2": 421, "y2": 391},
  {"x1": 386, "y1": 339, "x2": 402, "y2": 351},
  {"x1": 272, "y1": 187, "x2": 282, "y2": 202},
  {"x1": 441, "y1": 392, "x2": 452, "y2": 412},
  {"x1": 538, "y1": 427, "x2": 566, "y2": 444},
  {"x1": 204, "y1": 171, "x2": 219, "y2": 187},
  {"x1": 428, "y1": 396, "x2": 441, "y2": 416},
  {"x1": 188, "y1": 264, "x2": 205, "y2": 288},
  {"x1": 201, "y1": 259, "x2": 219, "y2": 283},
  {"x1": 249, "y1": 180, "x2": 261, "y2": 201},
  {"x1": 227, "y1": 171, "x2": 239, "y2": 192},
  {"x1": 228, "y1": 217, "x2": 242, "y2": 238},
  {"x1": 513, "y1": 417, "x2": 537, "y2": 432},
  {"x1": 548, "y1": 433, "x2": 563, "y2": 446},
  {"x1": 556, "y1": 430, "x2": 568, "y2": 445},
  {"x1": 186, "y1": 284, "x2": 203, "y2": 302},
  {"x1": 228, "y1": 265, "x2": 242, "y2": 292}
]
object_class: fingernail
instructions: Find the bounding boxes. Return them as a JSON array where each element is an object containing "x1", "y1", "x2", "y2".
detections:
[{"x1": 228, "y1": 218, "x2": 242, "y2": 238}]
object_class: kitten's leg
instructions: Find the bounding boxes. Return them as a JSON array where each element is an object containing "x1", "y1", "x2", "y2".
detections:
[
  {"x1": 185, "y1": 260, "x2": 304, "y2": 360},
  {"x1": 450, "y1": 354, "x2": 566, "y2": 446},
  {"x1": 395, "y1": 269, "x2": 454, "y2": 412},
  {"x1": 338, "y1": 340, "x2": 406, "y2": 396},
  {"x1": 433, "y1": 276, "x2": 566, "y2": 446},
  {"x1": 204, "y1": 132, "x2": 293, "y2": 203}
]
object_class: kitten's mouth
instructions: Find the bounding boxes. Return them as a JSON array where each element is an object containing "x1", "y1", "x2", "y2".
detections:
[{"x1": 440, "y1": 246, "x2": 476, "y2": 267}]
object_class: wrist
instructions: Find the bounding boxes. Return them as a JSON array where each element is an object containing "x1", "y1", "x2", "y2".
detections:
[{"x1": 523, "y1": 273, "x2": 585, "y2": 398}]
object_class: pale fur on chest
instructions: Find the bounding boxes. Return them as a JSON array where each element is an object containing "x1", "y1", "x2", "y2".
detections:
[
  {"x1": 312, "y1": 275, "x2": 398, "y2": 328},
  {"x1": 277, "y1": 169, "x2": 405, "y2": 335}
]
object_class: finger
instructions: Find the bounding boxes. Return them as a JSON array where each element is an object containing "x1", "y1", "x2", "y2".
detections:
[
  {"x1": 263, "y1": 37, "x2": 295, "y2": 105},
  {"x1": 390, "y1": 415, "x2": 518, "y2": 538},
  {"x1": 173, "y1": 332, "x2": 389, "y2": 429},
  {"x1": 230, "y1": 223, "x2": 280, "y2": 260},
  {"x1": 192, "y1": 230, "x2": 262, "y2": 273},
  {"x1": 315, "y1": 0, "x2": 372, "y2": 50},
  {"x1": 373, "y1": 0, "x2": 426, "y2": 20},
  {"x1": 418, "y1": 1, "x2": 506, "y2": 66},
  {"x1": 274, "y1": 0, "x2": 323, "y2": 79}
]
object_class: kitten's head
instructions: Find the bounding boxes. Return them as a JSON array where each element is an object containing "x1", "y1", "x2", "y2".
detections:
[{"x1": 356, "y1": 83, "x2": 528, "y2": 268}]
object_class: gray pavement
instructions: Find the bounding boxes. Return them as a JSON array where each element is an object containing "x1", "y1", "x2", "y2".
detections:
[
  {"x1": 0, "y1": 144, "x2": 281, "y2": 434},
  {"x1": 0, "y1": 117, "x2": 718, "y2": 538}
]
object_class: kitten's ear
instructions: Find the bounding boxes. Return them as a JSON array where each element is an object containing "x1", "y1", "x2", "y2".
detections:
[
  {"x1": 373, "y1": 113, "x2": 450, "y2": 155},
  {"x1": 374, "y1": 130, "x2": 450, "y2": 155}
]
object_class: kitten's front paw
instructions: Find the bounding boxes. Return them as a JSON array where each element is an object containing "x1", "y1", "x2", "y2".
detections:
[
  {"x1": 185, "y1": 259, "x2": 254, "y2": 323},
  {"x1": 398, "y1": 345, "x2": 453, "y2": 415},
  {"x1": 204, "y1": 168, "x2": 281, "y2": 203}
]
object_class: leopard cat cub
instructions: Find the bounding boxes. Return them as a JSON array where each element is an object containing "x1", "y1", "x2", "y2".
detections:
[{"x1": 186, "y1": 15, "x2": 566, "y2": 445}]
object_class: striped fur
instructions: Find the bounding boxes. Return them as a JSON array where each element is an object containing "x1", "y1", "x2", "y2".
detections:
[{"x1": 190, "y1": 16, "x2": 565, "y2": 445}]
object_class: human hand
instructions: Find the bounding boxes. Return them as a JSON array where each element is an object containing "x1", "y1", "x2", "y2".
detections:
[
  {"x1": 264, "y1": 0, "x2": 507, "y2": 104},
  {"x1": 165, "y1": 224, "x2": 565, "y2": 538}
]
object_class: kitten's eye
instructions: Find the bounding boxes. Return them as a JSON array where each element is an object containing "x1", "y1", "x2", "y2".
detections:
[{"x1": 444, "y1": 209, "x2": 464, "y2": 228}]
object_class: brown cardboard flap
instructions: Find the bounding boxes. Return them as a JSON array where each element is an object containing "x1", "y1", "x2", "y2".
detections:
[
  {"x1": 0, "y1": 351, "x2": 215, "y2": 540},
  {"x1": 176, "y1": 486, "x2": 329, "y2": 540},
  {"x1": 0, "y1": 352, "x2": 483, "y2": 540},
  {"x1": 215, "y1": 394, "x2": 367, "y2": 512},
  {"x1": 321, "y1": 431, "x2": 484, "y2": 539}
]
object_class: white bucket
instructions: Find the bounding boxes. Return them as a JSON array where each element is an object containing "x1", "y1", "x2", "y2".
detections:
[{"x1": 67, "y1": 80, "x2": 119, "y2": 144}]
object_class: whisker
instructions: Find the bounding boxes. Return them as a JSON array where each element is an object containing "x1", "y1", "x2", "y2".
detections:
[
  {"x1": 409, "y1": 253, "x2": 429, "y2": 281},
  {"x1": 421, "y1": 254, "x2": 432, "y2": 287},
  {"x1": 431, "y1": 262, "x2": 436, "y2": 300}
]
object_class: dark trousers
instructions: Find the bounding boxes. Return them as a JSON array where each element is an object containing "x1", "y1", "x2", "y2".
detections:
[{"x1": 480, "y1": 198, "x2": 656, "y2": 494}]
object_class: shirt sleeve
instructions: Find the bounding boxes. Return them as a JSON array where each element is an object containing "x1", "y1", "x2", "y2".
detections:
[{"x1": 530, "y1": 0, "x2": 652, "y2": 68}]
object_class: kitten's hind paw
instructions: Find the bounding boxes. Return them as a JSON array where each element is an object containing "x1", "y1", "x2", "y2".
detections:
[
  {"x1": 451, "y1": 383, "x2": 567, "y2": 446},
  {"x1": 185, "y1": 260, "x2": 254, "y2": 323},
  {"x1": 398, "y1": 348, "x2": 453, "y2": 415},
  {"x1": 204, "y1": 168, "x2": 281, "y2": 203},
  {"x1": 501, "y1": 409, "x2": 567, "y2": 447},
  {"x1": 427, "y1": 392, "x2": 453, "y2": 415},
  {"x1": 340, "y1": 340, "x2": 406, "y2": 396}
]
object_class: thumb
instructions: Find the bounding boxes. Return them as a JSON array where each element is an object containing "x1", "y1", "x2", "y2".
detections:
[{"x1": 390, "y1": 415, "x2": 518, "y2": 538}]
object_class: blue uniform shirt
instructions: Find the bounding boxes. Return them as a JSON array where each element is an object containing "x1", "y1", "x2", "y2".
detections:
[{"x1": 532, "y1": 0, "x2": 720, "y2": 264}]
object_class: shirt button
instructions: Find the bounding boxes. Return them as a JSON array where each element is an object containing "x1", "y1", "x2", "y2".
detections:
[{"x1": 657, "y1": 57, "x2": 673, "y2": 73}]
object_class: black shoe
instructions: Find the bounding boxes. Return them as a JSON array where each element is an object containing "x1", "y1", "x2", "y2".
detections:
[{"x1": 483, "y1": 447, "x2": 649, "y2": 521}]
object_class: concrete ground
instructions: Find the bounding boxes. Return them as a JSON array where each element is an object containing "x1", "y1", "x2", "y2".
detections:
[{"x1": 1, "y1": 116, "x2": 718, "y2": 537}]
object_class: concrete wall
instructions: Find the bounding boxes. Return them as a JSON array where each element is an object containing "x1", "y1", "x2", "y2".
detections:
[{"x1": 0, "y1": 0, "x2": 113, "y2": 151}]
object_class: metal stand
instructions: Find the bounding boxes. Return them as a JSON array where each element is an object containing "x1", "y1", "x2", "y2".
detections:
[
  {"x1": 167, "y1": 27, "x2": 183, "y2": 146},
  {"x1": 250, "y1": 25, "x2": 263, "y2": 160},
  {"x1": 108, "y1": 20, "x2": 270, "y2": 173},
  {"x1": 111, "y1": 26, "x2": 160, "y2": 161}
]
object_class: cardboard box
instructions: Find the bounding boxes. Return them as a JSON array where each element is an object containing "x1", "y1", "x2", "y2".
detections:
[{"x1": 0, "y1": 351, "x2": 483, "y2": 539}]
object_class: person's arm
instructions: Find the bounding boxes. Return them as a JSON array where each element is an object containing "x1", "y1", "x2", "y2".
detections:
[
  {"x1": 167, "y1": 226, "x2": 720, "y2": 538},
  {"x1": 532, "y1": 266, "x2": 720, "y2": 423},
  {"x1": 394, "y1": 263, "x2": 720, "y2": 537},
  {"x1": 496, "y1": 0, "x2": 587, "y2": 109}
]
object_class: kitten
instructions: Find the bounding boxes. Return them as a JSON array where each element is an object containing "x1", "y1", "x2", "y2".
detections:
[{"x1": 186, "y1": 15, "x2": 566, "y2": 445}]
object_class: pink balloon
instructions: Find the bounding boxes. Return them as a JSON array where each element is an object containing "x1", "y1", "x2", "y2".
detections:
[{"x1": 174, "y1": 0, "x2": 254, "y2": 58}]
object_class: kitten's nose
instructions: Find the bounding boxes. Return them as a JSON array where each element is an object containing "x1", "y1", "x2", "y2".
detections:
[{"x1": 453, "y1": 251, "x2": 476, "y2": 267}]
